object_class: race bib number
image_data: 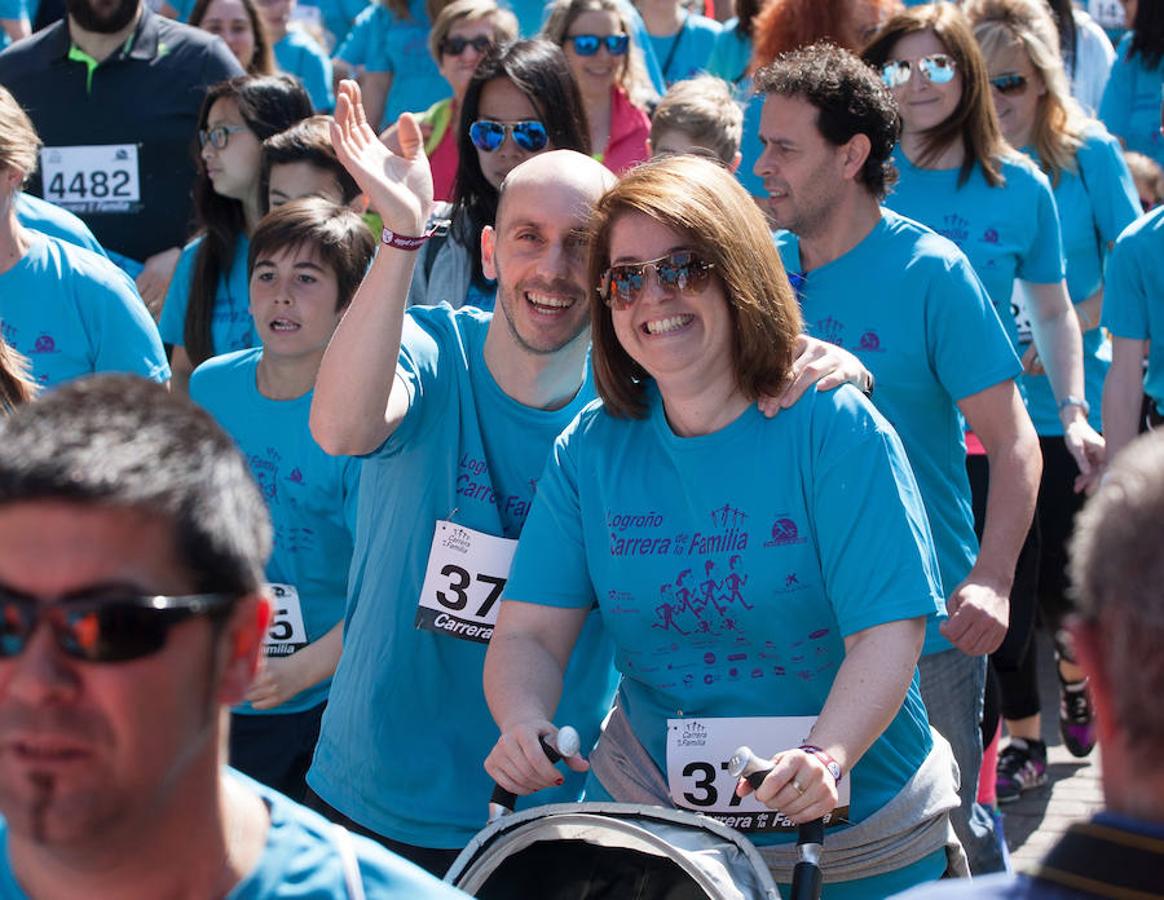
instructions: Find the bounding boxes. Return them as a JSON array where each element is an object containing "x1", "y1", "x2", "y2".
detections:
[
  {"x1": 666, "y1": 716, "x2": 851, "y2": 833},
  {"x1": 40, "y1": 144, "x2": 141, "y2": 214},
  {"x1": 1009, "y1": 281, "x2": 1034, "y2": 347},
  {"x1": 264, "y1": 583, "x2": 308, "y2": 657},
  {"x1": 414, "y1": 521, "x2": 516, "y2": 644}
]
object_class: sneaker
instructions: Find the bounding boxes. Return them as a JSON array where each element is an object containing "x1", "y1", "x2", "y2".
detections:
[
  {"x1": 1060, "y1": 678, "x2": 1096, "y2": 758},
  {"x1": 996, "y1": 738, "x2": 1047, "y2": 803}
]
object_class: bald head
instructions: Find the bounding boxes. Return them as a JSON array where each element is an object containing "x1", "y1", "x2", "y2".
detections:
[{"x1": 495, "y1": 151, "x2": 616, "y2": 232}]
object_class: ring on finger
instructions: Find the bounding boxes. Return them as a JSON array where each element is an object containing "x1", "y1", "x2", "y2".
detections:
[{"x1": 792, "y1": 779, "x2": 806, "y2": 795}]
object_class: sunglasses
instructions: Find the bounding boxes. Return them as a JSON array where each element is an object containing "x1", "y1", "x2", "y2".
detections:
[
  {"x1": 0, "y1": 590, "x2": 237, "y2": 663},
  {"x1": 598, "y1": 250, "x2": 715, "y2": 308},
  {"x1": 565, "y1": 33, "x2": 629, "y2": 56},
  {"x1": 441, "y1": 34, "x2": 493, "y2": 56},
  {"x1": 880, "y1": 54, "x2": 957, "y2": 89},
  {"x1": 989, "y1": 73, "x2": 1029, "y2": 96},
  {"x1": 199, "y1": 124, "x2": 250, "y2": 150},
  {"x1": 468, "y1": 119, "x2": 549, "y2": 153}
]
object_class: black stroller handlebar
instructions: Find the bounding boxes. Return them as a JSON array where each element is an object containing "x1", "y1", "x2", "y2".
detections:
[
  {"x1": 728, "y1": 745, "x2": 825, "y2": 900},
  {"x1": 488, "y1": 725, "x2": 581, "y2": 823}
]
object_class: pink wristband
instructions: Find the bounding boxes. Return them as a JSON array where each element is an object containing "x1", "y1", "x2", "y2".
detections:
[
  {"x1": 380, "y1": 222, "x2": 444, "y2": 251},
  {"x1": 799, "y1": 744, "x2": 843, "y2": 785}
]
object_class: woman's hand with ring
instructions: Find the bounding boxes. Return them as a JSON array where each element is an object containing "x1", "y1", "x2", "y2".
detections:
[{"x1": 735, "y1": 748, "x2": 839, "y2": 824}]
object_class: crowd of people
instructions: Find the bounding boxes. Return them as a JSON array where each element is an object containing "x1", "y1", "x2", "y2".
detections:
[{"x1": 0, "y1": 0, "x2": 1162, "y2": 895}]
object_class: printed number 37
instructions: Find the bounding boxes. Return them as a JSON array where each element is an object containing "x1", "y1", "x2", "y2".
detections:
[
  {"x1": 436, "y1": 564, "x2": 505, "y2": 617},
  {"x1": 683, "y1": 761, "x2": 744, "y2": 808}
]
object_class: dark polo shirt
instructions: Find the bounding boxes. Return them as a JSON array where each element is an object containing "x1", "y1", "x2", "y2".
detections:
[{"x1": 0, "y1": 7, "x2": 242, "y2": 263}]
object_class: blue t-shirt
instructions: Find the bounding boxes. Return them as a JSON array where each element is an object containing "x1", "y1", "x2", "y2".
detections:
[
  {"x1": 308, "y1": 305, "x2": 620, "y2": 848},
  {"x1": 886, "y1": 148, "x2": 1066, "y2": 356},
  {"x1": 15, "y1": 192, "x2": 107, "y2": 258},
  {"x1": 735, "y1": 81, "x2": 765, "y2": 197},
  {"x1": 506, "y1": 382, "x2": 942, "y2": 845},
  {"x1": 776, "y1": 210, "x2": 1020, "y2": 655},
  {"x1": 190, "y1": 348, "x2": 360, "y2": 715},
  {"x1": 706, "y1": 17, "x2": 750, "y2": 85},
  {"x1": 0, "y1": 232, "x2": 169, "y2": 388},
  {"x1": 340, "y1": 0, "x2": 445, "y2": 129},
  {"x1": 159, "y1": 234, "x2": 256, "y2": 355},
  {"x1": 1099, "y1": 32, "x2": 1164, "y2": 169},
  {"x1": 0, "y1": 770, "x2": 465, "y2": 898},
  {"x1": 299, "y1": 0, "x2": 369, "y2": 49},
  {"x1": 1020, "y1": 126, "x2": 1140, "y2": 436},
  {"x1": 1102, "y1": 205, "x2": 1164, "y2": 411},
  {"x1": 647, "y1": 11, "x2": 720, "y2": 87},
  {"x1": 274, "y1": 27, "x2": 335, "y2": 112}
]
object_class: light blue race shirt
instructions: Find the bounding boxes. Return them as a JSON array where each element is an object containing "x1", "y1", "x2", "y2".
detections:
[
  {"x1": 1099, "y1": 32, "x2": 1164, "y2": 169},
  {"x1": 647, "y1": 11, "x2": 720, "y2": 87},
  {"x1": 274, "y1": 27, "x2": 335, "y2": 112},
  {"x1": 159, "y1": 234, "x2": 256, "y2": 355},
  {"x1": 506, "y1": 381, "x2": 942, "y2": 845},
  {"x1": 777, "y1": 210, "x2": 1020, "y2": 654},
  {"x1": 1019, "y1": 126, "x2": 1140, "y2": 436},
  {"x1": 359, "y1": 0, "x2": 445, "y2": 129},
  {"x1": 0, "y1": 232, "x2": 169, "y2": 388},
  {"x1": 298, "y1": 0, "x2": 369, "y2": 49},
  {"x1": 1102, "y1": 205, "x2": 1164, "y2": 412},
  {"x1": 886, "y1": 147, "x2": 1066, "y2": 356},
  {"x1": 0, "y1": 769, "x2": 467, "y2": 897},
  {"x1": 307, "y1": 305, "x2": 620, "y2": 849},
  {"x1": 190, "y1": 348, "x2": 360, "y2": 716},
  {"x1": 15, "y1": 192, "x2": 108, "y2": 258},
  {"x1": 706, "y1": 17, "x2": 750, "y2": 85}
]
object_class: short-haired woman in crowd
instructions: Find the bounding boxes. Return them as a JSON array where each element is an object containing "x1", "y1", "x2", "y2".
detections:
[
  {"x1": 159, "y1": 75, "x2": 313, "y2": 392},
  {"x1": 542, "y1": 0, "x2": 653, "y2": 174},
  {"x1": 484, "y1": 156, "x2": 963, "y2": 898}
]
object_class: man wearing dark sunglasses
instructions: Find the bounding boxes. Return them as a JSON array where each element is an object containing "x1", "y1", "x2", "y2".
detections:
[
  {"x1": 0, "y1": 375, "x2": 464, "y2": 897},
  {"x1": 755, "y1": 43, "x2": 1041, "y2": 875}
]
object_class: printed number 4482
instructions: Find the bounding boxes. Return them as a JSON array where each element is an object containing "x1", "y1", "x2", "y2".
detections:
[{"x1": 435, "y1": 564, "x2": 505, "y2": 618}]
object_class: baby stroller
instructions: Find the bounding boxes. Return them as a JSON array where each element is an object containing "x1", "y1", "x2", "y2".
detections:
[{"x1": 445, "y1": 737, "x2": 823, "y2": 900}]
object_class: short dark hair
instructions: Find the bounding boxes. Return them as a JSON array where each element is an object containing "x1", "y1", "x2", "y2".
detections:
[
  {"x1": 248, "y1": 198, "x2": 375, "y2": 312},
  {"x1": 0, "y1": 376, "x2": 271, "y2": 595},
  {"x1": 261, "y1": 115, "x2": 362, "y2": 213},
  {"x1": 755, "y1": 42, "x2": 900, "y2": 199}
]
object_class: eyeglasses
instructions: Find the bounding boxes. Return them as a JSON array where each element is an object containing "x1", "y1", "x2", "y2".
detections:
[
  {"x1": 598, "y1": 250, "x2": 715, "y2": 308},
  {"x1": 989, "y1": 73, "x2": 1029, "y2": 96},
  {"x1": 199, "y1": 124, "x2": 250, "y2": 150},
  {"x1": 565, "y1": 33, "x2": 629, "y2": 56},
  {"x1": 441, "y1": 35, "x2": 493, "y2": 56},
  {"x1": 880, "y1": 54, "x2": 957, "y2": 89},
  {"x1": 468, "y1": 119, "x2": 549, "y2": 153},
  {"x1": 0, "y1": 590, "x2": 237, "y2": 663}
]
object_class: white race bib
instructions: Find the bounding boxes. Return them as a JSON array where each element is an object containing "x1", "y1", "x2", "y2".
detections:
[
  {"x1": 1010, "y1": 282, "x2": 1034, "y2": 347},
  {"x1": 666, "y1": 716, "x2": 851, "y2": 833},
  {"x1": 264, "y1": 583, "x2": 308, "y2": 657},
  {"x1": 39, "y1": 144, "x2": 142, "y2": 214},
  {"x1": 414, "y1": 520, "x2": 516, "y2": 644}
]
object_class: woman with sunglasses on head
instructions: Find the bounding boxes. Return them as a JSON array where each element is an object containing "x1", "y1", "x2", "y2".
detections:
[
  {"x1": 190, "y1": 0, "x2": 277, "y2": 75},
  {"x1": 1099, "y1": 0, "x2": 1164, "y2": 168},
  {"x1": 484, "y1": 155, "x2": 963, "y2": 898},
  {"x1": 965, "y1": 0, "x2": 1140, "y2": 803},
  {"x1": 407, "y1": 39, "x2": 591, "y2": 309},
  {"x1": 381, "y1": 0, "x2": 518, "y2": 202},
  {"x1": 542, "y1": 0, "x2": 654, "y2": 173},
  {"x1": 159, "y1": 75, "x2": 313, "y2": 393},
  {"x1": 864, "y1": 5, "x2": 1102, "y2": 486}
]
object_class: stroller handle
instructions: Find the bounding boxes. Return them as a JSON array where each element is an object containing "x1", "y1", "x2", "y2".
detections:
[
  {"x1": 728, "y1": 745, "x2": 825, "y2": 900},
  {"x1": 488, "y1": 725, "x2": 580, "y2": 823}
]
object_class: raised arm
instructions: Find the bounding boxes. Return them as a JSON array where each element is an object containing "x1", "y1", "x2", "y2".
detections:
[{"x1": 309, "y1": 80, "x2": 434, "y2": 457}]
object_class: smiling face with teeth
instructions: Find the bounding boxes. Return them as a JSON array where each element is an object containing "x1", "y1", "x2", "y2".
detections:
[
  {"x1": 605, "y1": 211, "x2": 736, "y2": 397},
  {"x1": 0, "y1": 503, "x2": 235, "y2": 847}
]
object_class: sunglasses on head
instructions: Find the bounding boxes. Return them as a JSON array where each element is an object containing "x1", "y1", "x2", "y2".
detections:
[
  {"x1": 880, "y1": 54, "x2": 957, "y2": 89},
  {"x1": 0, "y1": 590, "x2": 237, "y2": 664},
  {"x1": 566, "y1": 33, "x2": 629, "y2": 56},
  {"x1": 989, "y1": 73, "x2": 1029, "y2": 96},
  {"x1": 598, "y1": 250, "x2": 715, "y2": 309},
  {"x1": 441, "y1": 34, "x2": 493, "y2": 56},
  {"x1": 469, "y1": 119, "x2": 549, "y2": 153},
  {"x1": 198, "y1": 124, "x2": 249, "y2": 150}
]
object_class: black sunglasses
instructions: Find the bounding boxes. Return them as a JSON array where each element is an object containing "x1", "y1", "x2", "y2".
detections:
[
  {"x1": 598, "y1": 250, "x2": 715, "y2": 309},
  {"x1": 989, "y1": 73, "x2": 1029, "y2": 96},
  {"x1": 441, "y1": 35, "x2": 493, "y2": 56},
  {"x1": 0, "y1": 590, "x2": 237, "y2": 663}
]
